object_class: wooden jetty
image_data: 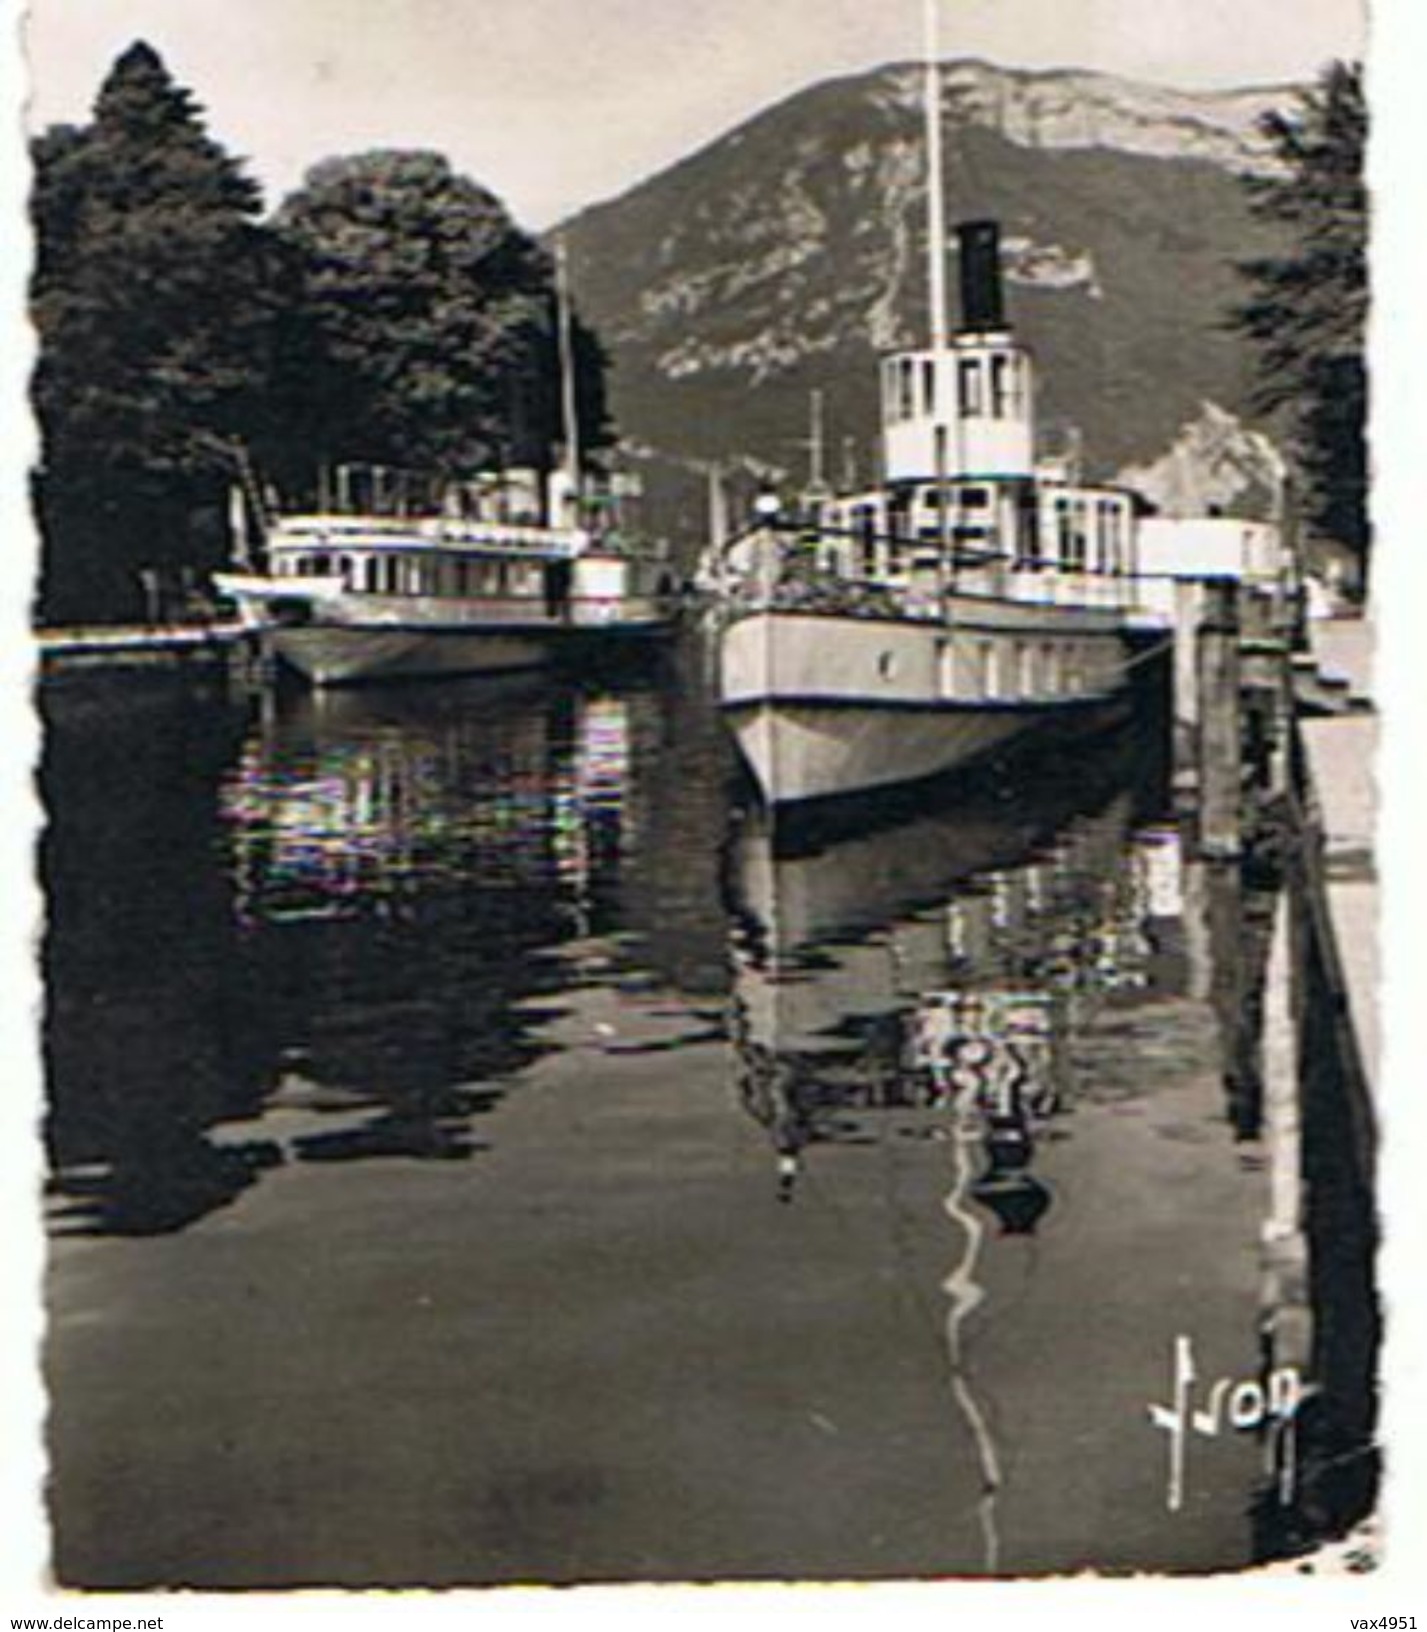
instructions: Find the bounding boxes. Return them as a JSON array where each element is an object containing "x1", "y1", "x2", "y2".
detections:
[
  {"x1": 1174, "y1": 581, "x2": 1378, "y2": 1552},
  {"x1": 37, "y1": 621, "x2": 255, "y2": 679}
]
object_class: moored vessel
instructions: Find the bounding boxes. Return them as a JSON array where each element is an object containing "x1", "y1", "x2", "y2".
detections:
[
  {"x1": 717, "y1": 211, "x2": 1148, "y2": 805},
  {"x1": 216, "y1": 466, "x2": 679, "y2": 687},
  {"x1": 715, "y1": 11, "x2": 1154, "y2": 806}
]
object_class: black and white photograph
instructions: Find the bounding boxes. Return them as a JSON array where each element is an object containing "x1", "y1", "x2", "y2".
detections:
[{"x1": 6, "y1": 0, "x2": 1422, "y2": 1613}]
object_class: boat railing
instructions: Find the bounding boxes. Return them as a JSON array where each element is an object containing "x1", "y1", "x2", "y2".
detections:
[{"x1": 719, "y1": 518, "x2": 1144, "y2": 618}]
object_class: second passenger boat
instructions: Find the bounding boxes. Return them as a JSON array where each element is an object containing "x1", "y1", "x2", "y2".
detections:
[{"x1": 217, "y1": 463, "x2": 679, "y2": 687}]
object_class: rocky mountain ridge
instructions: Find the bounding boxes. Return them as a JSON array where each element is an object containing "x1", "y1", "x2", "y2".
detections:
[
  {"x1": 864, "y1": 58, "x2": 1289, "y2": 174},
  {"x1": 557, "y1": 58, "x2": 1303, "y2": 554}
]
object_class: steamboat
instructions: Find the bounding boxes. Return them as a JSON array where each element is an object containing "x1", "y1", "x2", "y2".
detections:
[
  {"x1": 216, "y1": 464, "x2": 678, "y2": 687},
  {"x1": 716, "y1": 16, "x2": 1152, "y2": 805}
]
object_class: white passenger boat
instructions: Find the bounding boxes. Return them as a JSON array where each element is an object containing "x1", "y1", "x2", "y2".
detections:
[
  {"x1": 216, "y1": 467, "x2": 679, "y2": 687},
  {"x1": 716, "y1": 18, "x2": 1150, "y2": 806}
]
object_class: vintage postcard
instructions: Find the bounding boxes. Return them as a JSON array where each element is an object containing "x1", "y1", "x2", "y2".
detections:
[{"x1": 5, "y1": 0, "x2": 1422, "y2": 1622}]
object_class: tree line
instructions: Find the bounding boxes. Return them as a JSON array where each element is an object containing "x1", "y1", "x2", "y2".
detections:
[
  {"x1": 1235, "y1": 60, "x2": 1368, "y2": 598},
  {"x1": 30, "y1": 43, "x2": 1368, "y2": 625},
  {"x1": 31, "y1": 41, "x2": 609, "y2": 625}
]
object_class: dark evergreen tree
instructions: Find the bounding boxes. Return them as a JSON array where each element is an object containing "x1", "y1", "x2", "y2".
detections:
[
  {"x1": 1236, "y1": 61, "x2": 1368, "y2": 591},
  {"x1": 31, "y1": 41, "x2": 280, "y2": 624},
  {"x1": 273, "y1": 150, "x2": 609, "y2": 494}
]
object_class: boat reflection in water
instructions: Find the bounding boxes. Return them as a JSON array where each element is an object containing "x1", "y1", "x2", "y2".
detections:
[
  {"x1": 44, "y1": 675, "x2": 659, "y2": 1234},
  {"x1": 217, "y1": 681, "x2": 640, "y2": 1165},
  {"x1": 223, "y1": 679, "x2": 634, "y2": 932},
  {"x1": 728, "y1": 752, "x2": 1163, "y2": 1216},
  {"x1": 726, "y1": 747, "x2": 1174, "y2": 1568}
]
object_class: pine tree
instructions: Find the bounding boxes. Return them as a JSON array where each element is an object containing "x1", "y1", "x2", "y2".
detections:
[
  {"x1": 31, "y1": 41, "x2": 280, "y2": 623},
  {"x1": 1235, "y1": 61, "x2": 1368, "y2": 592}
]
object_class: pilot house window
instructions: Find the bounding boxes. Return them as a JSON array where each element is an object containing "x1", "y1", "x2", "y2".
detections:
[
  {"x1": 958, "y1": 358, "x2": 983, "y2": 417},
  {"x1": 991, "y1": 354, "x2": 1012, "y2": 418}
]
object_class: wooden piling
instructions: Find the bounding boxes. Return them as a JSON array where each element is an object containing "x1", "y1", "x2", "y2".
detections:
[
  {"x1": 1195, "y1": 578, "x2": 1242, "y2": 859},
  {"x1": 1172, "y1": 578, "x2": 1203, "y2": 737},
  {"x1": 1259, "y1": 889, "x2": 1311, "y2": 1373}
]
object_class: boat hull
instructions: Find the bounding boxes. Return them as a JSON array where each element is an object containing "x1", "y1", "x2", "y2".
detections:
[
  {"x1": 267, "y1": 621, "x2": 671, "y2": 687},
  {"x1": 268, "y1": 626, "x2": 552, "y2": 686},
  {"x1": 720, "y1": 606, "x2": 1133, "y2": 805}
]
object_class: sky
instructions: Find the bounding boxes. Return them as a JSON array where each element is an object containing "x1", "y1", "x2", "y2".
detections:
[{"x1": 24, "y1": 0, "x2": 1367, "y2": 229}]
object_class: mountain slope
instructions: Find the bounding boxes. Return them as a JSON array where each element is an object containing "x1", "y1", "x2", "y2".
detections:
[{"x1": 559, "y1": 60, "x2": 1295, "y2": 554}]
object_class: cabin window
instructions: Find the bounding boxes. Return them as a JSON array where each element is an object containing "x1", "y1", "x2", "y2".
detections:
[
  {"x1": 1040, "y1": 643, "x2": 1057, "y2": 693},
  {"x1": 991, "y1": 353, "x2": 1011, "y2": 418},
  {"x1": 1096, "y1": 500, "x2": 1122, "y2": 574},
  {"x1": 1057, "y1": 502, "x2": 1088, "y2": 572},
  {"x1": 1106, "y1": 501, "x2": 1124, "y2": 574},
  {"x1": 886, "y1": 534, "x2": 906, "y2": 576},
  {"x1": 975, "y1": 640, "x2": 996, "y2": 700},
  {"x1": 958, "y1": 358, "x2": 983, "y2": 417},
  {"x1": 1055, "y1": 499, "x2": 1074, "y2": 568},
  {"x1": 959, "y1": 485, "x2": 990, "y2": 510},
  {"x1": 1015, "y1": 496, "x2": 1041, "y2": 569},
  {"x1": 922, "y1": 359, "x2": 937, "y2": 414},
  {"x1": 856, "y1": 508, "x2": 877, "y2": 575},
  {"x1": 900, "y1": 358, "x2": 916, "y2": 420},
  {"x1": 1015, "y1": 641, "x2": 1034, "y2": 697}
]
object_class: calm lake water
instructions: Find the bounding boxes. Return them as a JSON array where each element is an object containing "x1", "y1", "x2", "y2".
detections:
[{"x1": 42, "y1": 637, "x2": 1292, "y2": 1585}]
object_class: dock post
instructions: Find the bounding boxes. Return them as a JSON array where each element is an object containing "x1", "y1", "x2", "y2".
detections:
[
  {"x1": 226, "y1": 630, "x2": 273, "y2": 693},
  {"x1": 1259, "y1": 889, "x2": 1311, "y2": 1378},
  {"x1": 1195, "y1": 578, "x2": 1242, "y2": 860},
  {"x1": 1170, "y1": 578, "x2": 1203, "y2": 807},
  {"x1": 1172, "y1": 579, "x2": 1202, "y2": 735}
]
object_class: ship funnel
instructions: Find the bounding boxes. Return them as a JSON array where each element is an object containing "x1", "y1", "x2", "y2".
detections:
[{"x1": 957, "y1": 219, "x2": 1005, "y2": 333}]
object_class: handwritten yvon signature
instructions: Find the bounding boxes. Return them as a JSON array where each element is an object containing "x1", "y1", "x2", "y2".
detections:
[{"x1": 1148, "y1": 1334, "x2": 1306, "y2": 1510}]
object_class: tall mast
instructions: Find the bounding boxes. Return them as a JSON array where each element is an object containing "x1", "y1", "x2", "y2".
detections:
[
  {"x1": 923, "y1": 0, "x2": 949, "y2": 351},
  {"x1": 555, "y1": 236, "x2": 581, "y2": 494},
  {"x1": 808, "y1": 388, "x2": 826, "y2": 491}
]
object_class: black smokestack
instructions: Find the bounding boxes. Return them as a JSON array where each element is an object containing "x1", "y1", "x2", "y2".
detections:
[{"x1": 957, "y1": 219, "x2": 1005, "y2": 333}]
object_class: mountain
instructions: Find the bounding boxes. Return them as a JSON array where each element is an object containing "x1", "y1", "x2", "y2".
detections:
[
  {"x1": 1117, "y1": 401, "x2": 1286, "y2": 519},
  {"x1": 559, "y1": 59, "x2": 1298, "y2": 559}
]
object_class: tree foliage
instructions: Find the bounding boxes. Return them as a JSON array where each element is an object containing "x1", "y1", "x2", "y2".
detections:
[
  {"x1": 1236, "y1": 61, "x2": 1368, "y2": 581},
  {"x1": 272, "y1": 150, "x2": 609, "y2": 491},
  {"x1": 31, "y1": 41, "x2": 281, "y2": 622},
  {"x1": 32, "y1": 48, "x2": 614, "y2": 624}
]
